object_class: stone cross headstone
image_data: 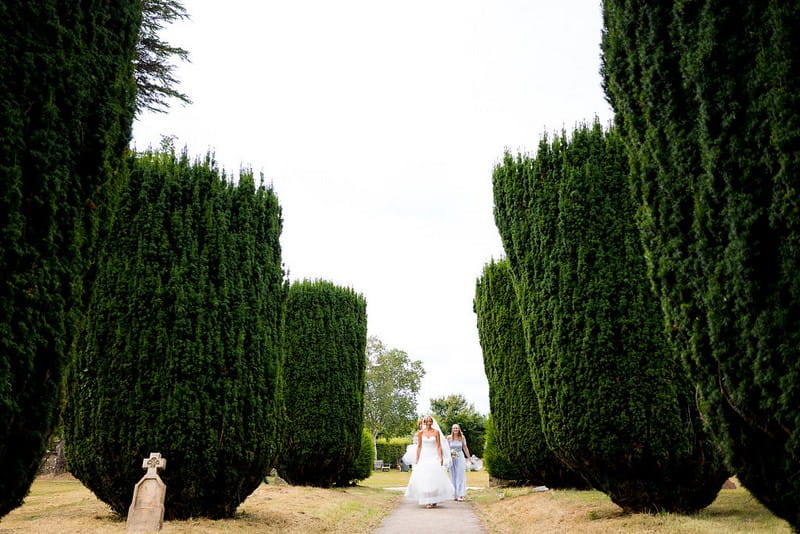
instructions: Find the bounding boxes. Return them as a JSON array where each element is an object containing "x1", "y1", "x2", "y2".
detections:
[{"x1": 126, "y1": 452, "x2": 167, "y2": 533}]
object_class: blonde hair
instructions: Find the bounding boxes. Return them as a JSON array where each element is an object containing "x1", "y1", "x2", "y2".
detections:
[{"x1": 447, "y1": 424, "x2": 466, "y2": 441}]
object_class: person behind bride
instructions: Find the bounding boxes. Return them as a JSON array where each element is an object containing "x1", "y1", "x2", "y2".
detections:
[
  {"x1": 404, "y1": 415, "x2": 453, "y2": 508},
  {"x1": 447, "y1": 424, "x2": 471, "y2": 501},
  {"x1": 401, "y1": 418, "x2": 424, "y2": 467}
]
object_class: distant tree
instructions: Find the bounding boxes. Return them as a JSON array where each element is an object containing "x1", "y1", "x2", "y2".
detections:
[
  {"x1": 429, "y1": 394, "x2": 486, "y2": 458},
  {"x1": 136, "y1": 0, "x2": 191, "y2": 113},
  {"x1": 0, "y1": 0, "x2": 140, "y2": 518},
  {"x1": 364, "y1": 336, "x2": 424, "y2": 444}
]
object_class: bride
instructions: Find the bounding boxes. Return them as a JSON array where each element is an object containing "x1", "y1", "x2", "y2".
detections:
[{"x1": 404, "y1": 415, "x2": 453, "y2": 508}]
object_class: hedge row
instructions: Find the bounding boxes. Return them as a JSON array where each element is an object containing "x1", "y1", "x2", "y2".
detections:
[
  {"x1": 376, "y1": 437, "x2": 411, "y2": 467},
  {"x1": 475, "y1": 259, "x2": 586, "y2": 488},
  {"x1": 64, "y1": 151, "x2": 286, "y2": 519},
  {"x1": 0, "y1": 1, "x2": 140, "y2": 518},
  {"x1": 602, "y1": 1, "x2": 800, "y2": 526},
  {"x1": 278, "y1": 280, "x2": 367, "y2": 487},
  {"x1": 492, "y1": 122, "x2": 728, "y2": 512}
]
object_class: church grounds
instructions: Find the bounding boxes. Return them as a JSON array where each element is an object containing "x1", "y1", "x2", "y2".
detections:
[{"x1": 0, "y1": 470, "x2": 790, "y2": 533}]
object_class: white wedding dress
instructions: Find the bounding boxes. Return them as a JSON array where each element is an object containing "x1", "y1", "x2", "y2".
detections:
[{"x1": 404, "y1": 435, "x2": 453, "y2": 505}]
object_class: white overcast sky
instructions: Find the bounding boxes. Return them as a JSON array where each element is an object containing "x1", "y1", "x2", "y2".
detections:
[{"x1": 132, "y1": 0, "x2": 612, "y2": 416}]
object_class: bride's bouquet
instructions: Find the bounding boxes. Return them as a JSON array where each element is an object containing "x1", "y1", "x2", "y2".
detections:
[{"x1": 442, "y1": 445, "x2": 453, "y2": 469}]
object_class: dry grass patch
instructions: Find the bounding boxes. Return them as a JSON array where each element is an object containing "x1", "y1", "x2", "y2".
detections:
[
  {"x1": 0, "y1": 475, "x2": 124, "y2": 534},
  {"x1": 469, "y1": 484, "x2": 793, "y2": 534},
  {"x1": 0, "y1": 475, "x2": 398, "y2": 534},
  {"x1": 4, "y1": 471, "x2": 786, "y2": 533},
  {"x1": 163, "y1": 483, "x2": 398, "y2": 533}
]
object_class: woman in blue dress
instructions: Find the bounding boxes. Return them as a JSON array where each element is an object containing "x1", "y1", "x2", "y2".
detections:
[{"x1": 447, "y1": 424, "x2": 471, "y2": 501}]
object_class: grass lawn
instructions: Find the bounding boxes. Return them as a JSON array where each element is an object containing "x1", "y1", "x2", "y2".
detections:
[
  {"x1": 0, "y1": 474, "x2": 398, "y2": 534},
  {"x1": 470, "y1": 483, "x2": 793, "y2": 534},
  {"x1": 0, "y1": 471, "x2": 791, "y2": 533}
]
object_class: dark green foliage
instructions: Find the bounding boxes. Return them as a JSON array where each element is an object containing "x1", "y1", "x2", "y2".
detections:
[
  {"x1": 0, "y1": 0, "x2": 140, "y2": 518},
  {"x1": 493, "y1": 122, "x2": 728, "y2": 513},
  {"x1": 63, "y1": 150, "x2": 286, "y2": 519},
  {"x1": 354, "y1": 427, "x2": 375, "y2": 481},
  {"x1": 602, "y1": 2, "x2": 800, "y2": 526},
  {"x1": 337, "y1": 427, "x2": 374, "y2": 486},
  {"x1": 376, "y1": 438, "x2": 410, "y2": 467},
  {"x1": 136, "y1": 0, "x2": 191, "y2": 113},
  {"x1": 429, "y1": 394, "x2": 487, "y2": 458},
  {"x1": 482, "y1": 418, "x2": 513, "y2": 481},
  {"x1": 278, "y1": 280, "x2": 367, "y2": 487},
  {"x1": 475, "y1": 259, "x2": 586, "y2": 488}
]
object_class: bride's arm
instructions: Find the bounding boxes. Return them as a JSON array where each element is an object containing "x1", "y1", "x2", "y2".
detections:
[
  {"x1": 435, "y1": 432, "x2": 443, "y2": 464},
  {"x1": 415, "y1": 432, "x2": 422, "y2": 463}
]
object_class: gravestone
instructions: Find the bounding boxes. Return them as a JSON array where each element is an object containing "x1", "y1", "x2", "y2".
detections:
[
  {"x1": 53, "y1": 440, "x2": 66, "y2": 475},
  {"x1": 126, "y1": 452, "x2": 167, "y2": 532},
  {"x1": 270, "y1": 467, "x2": 288, "y2": 486}
]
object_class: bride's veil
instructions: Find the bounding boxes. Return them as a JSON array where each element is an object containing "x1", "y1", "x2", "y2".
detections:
[{"x1": 430, "y1": 417, "x2": 452, "y2": 468}]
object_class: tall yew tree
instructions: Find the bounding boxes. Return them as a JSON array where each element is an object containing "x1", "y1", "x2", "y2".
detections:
[
  {"x1": 0, "y1": 1, "x2": 140, "y2": 517},
  {"x1": 278, "y1": 280, "x2": 367, "y2": 487},
  {"x1": 602, "y1": 2, "x2": 800, "y2": 527},
  {"x1": 493, "y1": 123, "x2": 728, "y2": 513},
  {"x1": 475, "y1": 259, "x2": 585, "y2": 488},
  {"x1": 64, "y1": 150, "x2": 286, "y2": 519}
]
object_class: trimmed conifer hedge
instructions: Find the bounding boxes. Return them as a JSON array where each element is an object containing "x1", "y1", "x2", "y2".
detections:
[
  {"x1": 338, "y1": 427, "x2": 375, "y2": 486},
  {"x1": 482, "y1": 418, "x2": 513, "y2": 480},
  {"x1": 278, "y1": 280, "x2": 367, "y2": 487},
  {"x1": 602, "y1": 2, "x2": 800, "y2": 526},
  {"x1": 493, "y1": 122, "x2": 729, "y2": 513},
  {"x1": 0, "y1": 1, "x2": 140, "y2": 518},
  {"x1": 475, "y1": 259, "x2": 586, "y2": 488},
  {"x1": 63, "y1": 150, "x2": 286, "y2": 519},
  {"x1": 376, "y1": 437, "x2": 411, "y2": 468}
]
